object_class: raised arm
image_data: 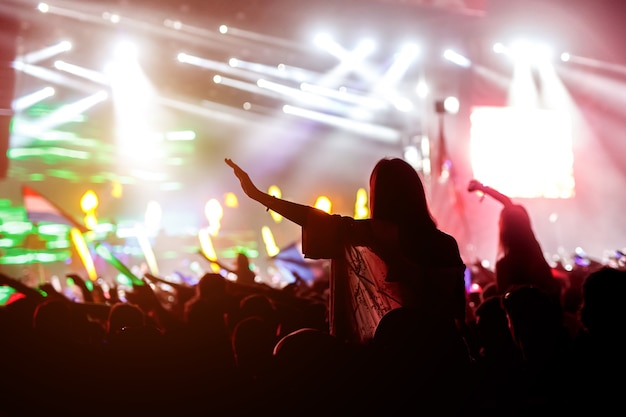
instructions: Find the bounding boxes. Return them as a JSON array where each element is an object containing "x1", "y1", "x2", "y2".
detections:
[
  {"x1": 0, "y1": 272, "x2": 46, "y2": 301},
  {"x1": 225, "y1": 158, "x2": 318, "y2": 226},
  {"x1": 467, "y1": 179, "x2": 513, "y2": 207}
]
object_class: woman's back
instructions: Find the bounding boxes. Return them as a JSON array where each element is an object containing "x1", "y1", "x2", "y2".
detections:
[{"x1": 226, "y1": 157, "x2": 467, "y2": 344}]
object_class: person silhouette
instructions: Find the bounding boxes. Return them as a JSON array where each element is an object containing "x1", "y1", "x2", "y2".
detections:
[
  {"x1": 226, "y1": 157, "x2": 467, "y2": 344},
  {"x1": 467, "y1": 179, "x2": 562, "y2": 304}
]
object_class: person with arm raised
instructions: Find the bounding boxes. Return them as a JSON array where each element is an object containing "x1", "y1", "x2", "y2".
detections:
[
  {"x1": 468, "y1": 179, "x2": 562, "y2": 303},
  {"x1": 226, "y1": 158, "x2": 467, "y2": 344}
]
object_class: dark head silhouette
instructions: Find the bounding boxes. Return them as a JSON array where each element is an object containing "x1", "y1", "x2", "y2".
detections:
[
  {"x1": 197, "y1": 272, "x2": 227, "y2": 299},
  {"x1": 369, "y1": 157, "x2": 436, "y2": 231},
  {"x1": 498, "y1": 204, "x2": 538, "y2": 258}
]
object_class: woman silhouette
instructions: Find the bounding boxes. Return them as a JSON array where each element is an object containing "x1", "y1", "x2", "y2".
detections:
[
  {"x1": 468, "y1": 179, "x2": 562, "y2": 303},
  {"x1": 226, "y1": 157, "x2": 466, "y2": 344}
]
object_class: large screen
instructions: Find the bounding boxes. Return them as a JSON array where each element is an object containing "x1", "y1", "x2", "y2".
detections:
[{"x1": 469, "y1": 106, "x2": 575, "y2": 199}]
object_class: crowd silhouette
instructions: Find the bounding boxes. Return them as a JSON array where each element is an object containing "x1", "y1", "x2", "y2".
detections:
[{"x1": 0, "y1": 162, "x2": 624, "y2": 416}]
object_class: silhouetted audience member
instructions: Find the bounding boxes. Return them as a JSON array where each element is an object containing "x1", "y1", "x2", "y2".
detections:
[
  {"x1": 226, "y1": 157, "x2": 467, "y2": 346},
  {"x1": 234, "y1": 292, "x2": 281, "y2": 336},
  {"x1": 501, "y1": 285, "x2": 574, "y2": 413},
  {"x1": 234, "y1": 252, "x2": 257, "y2": 285},
  {"x1": 467, "y1": 179, "x2": 562, "y2": 304},
  {"x1": 184, "y1": 272, "x2": 239, "y2": 328},
  {"x1": 470, "y1": 295, "x2": 526, "y2": 416},
  {"x1": 571, "y1": 266, "x2": 626, "y2": 413},
  {"x1": 229, "y1": 315, "x2": 280, "y2": 414},
  {"x1": 271, "y1": 327, "x2": 355, "y2": 416},
  {"x1": 357, "y1": 306, "x2": 475, "y2": 416},
  {"x1": 174, "y1": 294, "x2": 239, "y2": 414}
]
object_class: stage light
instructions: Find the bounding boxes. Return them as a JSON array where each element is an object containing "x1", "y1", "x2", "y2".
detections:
[
  {"x1": 165, "y1": 130, "x2": 196, "y2": 141},
  {"x1": 314, "y1": 33, "x2": 333, "y2": 49},
  {"x1": 443, "y1": 96, "x2": 460, "y2": 114},
  {"x1": 113, "y1": 41, "x2": 138, "y2": 61},
  {"x1": 205, "y1": 198, "x2": 223, "y2": 237},
  {"x1": 136, "y1": 224, "x2": 159, "y2": 275},
  {"x1": 511, "y1": 40, "x2": 552, "y2": 64},
  {"x1": 416, "y1": 80, "x2": 429, "y2": 98},
  {"x1": 561, "y1": 52, "x2": 570, "y2": 62},
  {"x1": 443, "y1": 49, "x2": 472, "y2": 68},
  {"x1": 224, "y1": 192, "x2": 238, "y2": 208},
  {"x1": 300, "y1": 82, "x2": 386, "y2": 110},
  {"x1": 71, "y1": 227, "x2": 98, "y2": 281},
  {"x1": 17, "y1": 40, "x2": 72, "y2": 64},
  {"x1": 267, "y1": 185, "x2": 283, "y2": 223},
  {"x1": 12, "y1": 86, "x2": 55, "y2": 112},
  {"x1": 144, "y1": 200, "x2": 161, "y2": 232},
  {"x1": 314, "y1": 33, "x2": 376, "y2": 65},
  {"x1": 355, "y1": 39, "x2": 376, "y2": 58},
  {"x1": 375, "y1": 42, "x2": 418, "y2": 93},
  {"x1": 354, "y1": 188, "x2": 369, "y2": 219},
  {"x1": 37, "y1": 3, "x2": 49, "y2": 13},
  {"x1": 495, "y1": 40, "x2": 554, "y2": 66},
  {"x1": 102, "y1": 12, "x2": 120, "y2": 24},
  {"x1": 314, "y1": 196, "x2": 332, "y2": 214},
  {"x1": 13, "y1": 62, "x2": 100, "y2": 93},
  {"x1": 392, "y1": 97, "x2": 413, "y2": 112},
  {"x1": 493, "y1": 42, "x2": 506, "y2": 54},
  {"x1": 20, "y1": 90, "x2": 108, "y2": 135},
  {"x1": 54, "y1": 60, "x2": 109, "y2": 85},
  {"x1": 403, "y1": 145, "x2": 421, "y2": 170},
  {"x1": 262, "y1": 226, "x2": 280, "y2": 257},
  {"x1": 80, "y1": 190, "x2": 98, "y2": 213},
  {"x1": 282, "y1": 104, "x2": 400, "y2": 142},
  {"x1": 111, "y1": 181, "x2": 123, "y2": 199},
  {"x1": 164, "y1": 19, "x2": 182, "y2": 30}
]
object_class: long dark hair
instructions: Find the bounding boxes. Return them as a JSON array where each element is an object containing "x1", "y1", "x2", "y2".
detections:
[
  {"x1": 369, "y1": 157, "x2": 437, "y2": 232},
  {"x1": 497, "y1": 204, "x2": 543, "y2": 261}
]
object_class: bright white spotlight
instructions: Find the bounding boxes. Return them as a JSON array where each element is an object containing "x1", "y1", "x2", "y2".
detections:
[
  {"x1": 509, "y1": 40, "x2": 553, "y2": 65},
  {"x1": 113, "y1": 41, "x2": 138, "y2": 61},
  {"x1": 443, "y1": 49, "x2": 472, "y2": 68},
  {"x1": 416, "y1": 81, "x2": 429, "y2": 98},
  {"x1": 54, "y1": 60, "x2": 109, "y2": 84},
  {"x1": 403, "y1": 145, "x2": 421, "y2": 170},
  {"x1": 163, "y1": 19, "x2": 183, "y2": 30},
  {"x1": 165, "y1": 130, "x2": 196, "y2": 141},
  {"x1": 392, "y1": 96, "x2": 414, "y2": 113},
  {"x1": 443, "y1": 96, "x2": 460, "y2": 114},
  {"x1": 561, "y1": 52, "x2": 570, "y2": 62},
  {"x1": 17, "y1": 40, "x2": 72, "y2": 64},
  {"x1": 23, "y1": 90, "x2": 109, "y2": 134},
  {"x1": 12, "y1": 86, "x2": 55, "y2": 111},
  {"x1": 37, "y1": 3, "x2": 49, "y2": 13},
  {"x1": 101, "y1": 12, "x2": 121, "y2": 24},
  {"x1": 314, "y1": 33, "x2": 333, "y2": 49},
  {"x1": 315, "y1": 33, "x2": 347, "y2": 59},
  {"x1": 493, "y1": 42, "x2": 506, "y2": 54},
  {"x1": 355, "y1": 39, "x2": 376, "y2": 57},
  {"x1": 375, "y1": 43, "x2": 414, "y2": 91},
  {"x1": 219, "y1": 25, "x2": 228, "y2": 34}
]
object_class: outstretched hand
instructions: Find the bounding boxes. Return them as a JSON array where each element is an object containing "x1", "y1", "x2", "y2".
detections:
[
  {"x1": 225, "y1": 158, "x2": 261, "y2": 199},
  {"x1": 467, "y1": 179, "x2": 485, "y2": 193}
]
